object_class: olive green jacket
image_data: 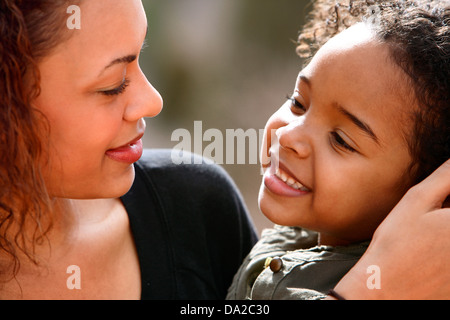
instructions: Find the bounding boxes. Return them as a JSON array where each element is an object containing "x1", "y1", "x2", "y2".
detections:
[{"x1": 226, "y1": 225, "x2": 369, "y2": 300}]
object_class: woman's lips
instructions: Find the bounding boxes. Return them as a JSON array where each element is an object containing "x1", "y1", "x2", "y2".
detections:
[{"x1": 106, "y1": 136, "x2": 144, "y2": 164}]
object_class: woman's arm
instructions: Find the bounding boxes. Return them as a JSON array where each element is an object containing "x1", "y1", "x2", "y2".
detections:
[{"x1": 330, "y1": 159, "x2": 450, "y2": 300}]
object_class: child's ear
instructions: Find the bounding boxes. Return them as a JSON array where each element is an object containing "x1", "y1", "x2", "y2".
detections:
[{"x1": 408, "y1": 161, "x2": 420, "y2": 184}]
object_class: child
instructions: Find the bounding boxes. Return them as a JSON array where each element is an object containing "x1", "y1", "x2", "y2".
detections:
[{"x1": 227, "y1": 0, "x2": 449, "y2": 300}]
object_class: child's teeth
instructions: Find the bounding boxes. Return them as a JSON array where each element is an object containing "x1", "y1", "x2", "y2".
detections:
[{"x1": 274, "y1": 167, "x2": 309, "y2": 192}]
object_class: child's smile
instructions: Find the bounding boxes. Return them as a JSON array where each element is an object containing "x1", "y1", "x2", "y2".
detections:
[
  {"x1": 263, "y1": 144, "x2": 311, "y2": 197},
  {"x1": 259, "y1": 23, "x2": 416, "y2": 246}
]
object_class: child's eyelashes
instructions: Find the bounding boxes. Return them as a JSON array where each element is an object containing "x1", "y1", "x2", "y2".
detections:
[
  {"x1": 330, "y1": 131, "x2": 357, "y2": 153},
  {"x1": 284, "y1": 94, "x2": 358, "y2": 154},
  {"x1": 99, "y1": 78, "x2": 131, "y2": 97},
  {"x1": 286, "y1": 94, "x2": 307, "y2": 113}
]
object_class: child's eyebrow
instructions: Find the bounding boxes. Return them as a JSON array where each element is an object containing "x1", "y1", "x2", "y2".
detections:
[
  {"x1": 298, "y1": 72, "x2": 379, "y2": 145},
  {"x1": 336, "y1": 105, "x2": 379, "y2": 144},
  {"x1": 298, "y1": 73, "x2": 312, "y2": 87}
]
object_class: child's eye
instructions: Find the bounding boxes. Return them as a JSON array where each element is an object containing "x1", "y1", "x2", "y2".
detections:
[
  {"x1": 330, "y1": 131, "x2": 356, "y2": 153},
  {"x1": 99, "y1": 78, "x2": 130, "y2": 96},
  {"x1": 287, "y1": 95, "x2": 306, "y2": 114}
]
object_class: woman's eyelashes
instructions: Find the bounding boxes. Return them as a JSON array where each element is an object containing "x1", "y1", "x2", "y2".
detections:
[
  {"x1": 141, "y1": 39, "x2": 148, "y2": 52},
  {"x1": 99, "y1": 78, "x2": 130, "y2": 96}
]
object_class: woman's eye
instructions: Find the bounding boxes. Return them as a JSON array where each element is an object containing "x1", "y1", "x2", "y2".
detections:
[
  {"x1": 331, "y1": 132, "x2": 356, "y2": 153},
  {"x1": 287, "y1": 95, "x2": 306, "y2": 114},
  {"x1": 99, "y1": 78, "x2": 130, "y2": 96}
]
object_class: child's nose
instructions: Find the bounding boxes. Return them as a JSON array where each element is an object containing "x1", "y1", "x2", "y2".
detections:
[{"x1": 276, "y1": 120, "x2": 312, "y2": 159}]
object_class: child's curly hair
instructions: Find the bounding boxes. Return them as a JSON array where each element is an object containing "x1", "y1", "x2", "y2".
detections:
[{"x1": 298, "y1": 0, "x2": 449, "y2": 185}]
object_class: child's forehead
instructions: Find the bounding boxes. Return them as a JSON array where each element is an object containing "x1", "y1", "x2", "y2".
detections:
[
  {"x1": 297, "y1": 24, "x2": 415, "y2": 147},
  {"x1": 302, "y1": 23, "x2": 411, "y2": 102},
  {"x1": 309, "y1": 24, "x2": 387, "y2": 70},
  {"x1": 325, "y1": 23, "x2": 380, "y2": 49}
]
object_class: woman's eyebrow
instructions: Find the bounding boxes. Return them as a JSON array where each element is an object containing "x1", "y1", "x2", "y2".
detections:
[
  {"x1": 103, "y1": 54, "x2": 137, "y2": 72},
  {"x1": 98, "y1": 26, "x2": 148, "y2": 77},
  {"x1": 96, "y1": 54, "x2": 136, "y2": 78},
  {"x1": 336, "y1": 104, "x2": 379, "y2": 144}
]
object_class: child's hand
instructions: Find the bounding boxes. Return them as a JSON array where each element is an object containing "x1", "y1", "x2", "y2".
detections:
[{"x1": 331, "y1": 159, "x2": 450, "y2": 299}]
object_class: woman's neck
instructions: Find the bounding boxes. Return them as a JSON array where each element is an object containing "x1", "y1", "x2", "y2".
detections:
[
  {"x1": 0, "y1": 197, "x2": 126, "y2": 269},
  {"x1": 49, "y1": 197, "x2": 125, "y2": 245},
  {"x1": 0, "y1": 197, "x2": 141, "y2": 299}
]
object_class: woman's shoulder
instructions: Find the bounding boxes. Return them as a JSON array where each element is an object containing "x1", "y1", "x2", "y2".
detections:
[{"x1": 128, "y1": 149, "x2": 257, "y2": 299}]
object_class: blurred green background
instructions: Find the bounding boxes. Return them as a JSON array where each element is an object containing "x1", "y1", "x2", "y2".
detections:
[{"x1": 140, "y1": 0, "x2": 311, "y2": 234}]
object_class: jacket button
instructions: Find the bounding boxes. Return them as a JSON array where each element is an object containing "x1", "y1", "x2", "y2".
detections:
[{"x1": 269, "y1": 257, "x2": 283, "y2": 273}]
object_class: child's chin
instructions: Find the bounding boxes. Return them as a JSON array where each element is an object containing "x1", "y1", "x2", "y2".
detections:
[{"x1": 258, "y1": 195, "x2": 301, "y2": 227}]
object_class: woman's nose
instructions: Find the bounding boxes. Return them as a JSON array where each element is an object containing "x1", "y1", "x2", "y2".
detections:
[{"x1": 123, "y1": 70, "x2": 163, "y2": 122}]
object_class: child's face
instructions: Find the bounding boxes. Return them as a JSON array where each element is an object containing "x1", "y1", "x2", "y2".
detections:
[{"x1": 259, "y1": 24, "x2": 415, "y2": 245}]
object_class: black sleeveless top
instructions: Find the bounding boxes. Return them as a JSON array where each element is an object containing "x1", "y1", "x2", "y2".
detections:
[{"x1": 121, "y1": 149, "x2": 257, "y2": 299}]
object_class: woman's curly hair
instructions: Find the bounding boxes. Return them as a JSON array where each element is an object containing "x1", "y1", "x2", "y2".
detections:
[
  {"x1": 298, "y1": 0, "x2": 450, "y2": 185},
  {"x1": 0, "y1": 0, "x2": 75, "y2": 279}
]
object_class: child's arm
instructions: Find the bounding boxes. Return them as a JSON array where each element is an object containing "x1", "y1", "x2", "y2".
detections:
[{"x1": 330, "y1": 159, "x2": 450, "y2": 300}]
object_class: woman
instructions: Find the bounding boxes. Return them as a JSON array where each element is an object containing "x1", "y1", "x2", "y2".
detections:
[
  {"x1": 0, "y1": 0, "x2": 257, "y2": 299},
  {"x1": 0, "y1": 0, "x2": 448, "y2": 299}
]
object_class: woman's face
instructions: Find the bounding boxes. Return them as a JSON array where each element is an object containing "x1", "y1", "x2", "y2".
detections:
[
  {"x1": 259, "y1": 24, "x2": 415, "y2": 245},
  {"x1": 34, "y1": 0, "x2": 162, "y2": 199}
]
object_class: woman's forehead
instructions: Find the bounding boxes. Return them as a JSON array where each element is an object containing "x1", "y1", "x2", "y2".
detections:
[{"x1": 44, "y1": 0, "x2": 147, "y2": 85}]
